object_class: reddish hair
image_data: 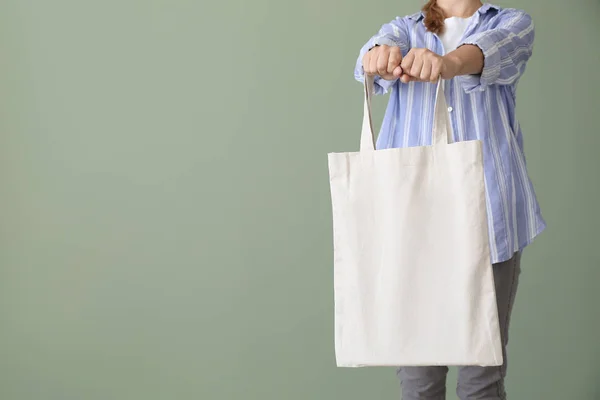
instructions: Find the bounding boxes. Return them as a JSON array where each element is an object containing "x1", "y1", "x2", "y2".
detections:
[{"x1": 422, "y1": 0, "x2": 445, "y2": 34}]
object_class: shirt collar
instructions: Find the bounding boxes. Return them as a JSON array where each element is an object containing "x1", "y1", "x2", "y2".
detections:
[{"x1": 407, "y1": 3, "x2": 500, "y2": 21}]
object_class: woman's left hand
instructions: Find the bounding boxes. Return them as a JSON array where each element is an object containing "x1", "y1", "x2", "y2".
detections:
[{"x1": 399, "y1": 48, "x2": 459, "y2": 83}]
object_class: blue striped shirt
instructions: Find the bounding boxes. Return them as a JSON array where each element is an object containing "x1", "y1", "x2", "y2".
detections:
[{"x1": 354, "y1": 3, "x2": 546, "y2": 263}]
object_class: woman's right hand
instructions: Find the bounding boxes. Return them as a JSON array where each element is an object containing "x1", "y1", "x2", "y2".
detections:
[{"x1": 362, "y1": 45, "x2": 403, "y2": 81}]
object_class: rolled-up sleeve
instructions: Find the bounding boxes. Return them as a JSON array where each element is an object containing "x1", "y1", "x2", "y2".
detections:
[
  {"x1": 354, "y1": 17, "x2": 411, "y2": 95},
  {"x1": 457, "y1": 9, "x2": 534, "y2": 93}
]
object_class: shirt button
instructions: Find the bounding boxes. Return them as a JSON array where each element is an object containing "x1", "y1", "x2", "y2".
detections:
[{"x1": 448, "y1": 106, "x2": 453, "y2": 112}]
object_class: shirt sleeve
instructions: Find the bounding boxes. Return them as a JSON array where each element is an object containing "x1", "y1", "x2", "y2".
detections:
[
  {"x1": 354, "y1": 17, "x2": 411, "y2": 95},
  {"x1": 457, "y1": 9, "x2": 535, "y2": 93}
]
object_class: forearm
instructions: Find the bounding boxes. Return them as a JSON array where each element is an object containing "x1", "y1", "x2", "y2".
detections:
[
  {"x1": 443, "y1": 44, "x2": 484, "y2": 78},
  {"x1": 454, "y1": 10, "x2": 534, "y2": 91}
]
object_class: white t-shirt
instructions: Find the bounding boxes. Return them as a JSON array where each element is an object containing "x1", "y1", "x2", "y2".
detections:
[{"x1": 439, "y1": 16, "x2": 473, "y2": 54}]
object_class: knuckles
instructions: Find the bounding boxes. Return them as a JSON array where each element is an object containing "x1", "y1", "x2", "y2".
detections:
[{"x1": 362, "y1": 44, "x2": 405, "y2": 76}]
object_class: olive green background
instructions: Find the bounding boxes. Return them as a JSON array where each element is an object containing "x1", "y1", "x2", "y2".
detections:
[{"x1": 1, "y1": 0, "x2": 598, "y2": 399}]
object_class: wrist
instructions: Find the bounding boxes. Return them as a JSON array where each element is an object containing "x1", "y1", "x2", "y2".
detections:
[{"x1": 442, "y1": 53, "x2": 462, "y2": 79}]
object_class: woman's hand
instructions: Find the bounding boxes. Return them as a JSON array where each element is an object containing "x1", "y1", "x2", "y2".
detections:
[
  {"x1": 399, "y1": 48, "x2": 461, "y2": 83},
  {"x1": 362, "y1": 46, "x2": 473, "y2": 83},
  {"x1": 362, "y1": 45, "x2": 404, "y2": 81}
]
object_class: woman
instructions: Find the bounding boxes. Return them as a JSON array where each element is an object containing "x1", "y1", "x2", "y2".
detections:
[{"x1": 355, "y1": 1, "x2": 546, "y2": 399}]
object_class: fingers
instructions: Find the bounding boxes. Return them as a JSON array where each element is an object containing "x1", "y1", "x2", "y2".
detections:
[
  {"x1": 363, "y1": 46, "x2": 445, "y2": 82},
  {"x1": 399, "y1": 48, "x2": 444, "y2": 83},
  {"x1": 400, "y1": 73, "x2": 416, "y2": 83},
  {"x1": 430, "y1": 58, "x2": 443, "y2": 83},
  {"x1": 420, "y1": 60, "x2": 432, "y2": 82},
  {"x1": 376, "y1": 47, "x2": 389, "y2": 76},
  {"x1": 400, "y1": 50, "x2": 415, "y2": 79},
  {"x1": 362, "y1": 45, "x2": 403, "y2": 80},
  {"x1": 362, "y1": 50, "x2": 374, "y2": 75},
  {"x1": 410, "y1": 55, "x2": 424, "y2": 80},
  {"x1": 370, "y1": 49, "x2": 379, "y2": 76},
  {"x1": 377, "y1": 46, "x2": 401, "y2": 80},
  {"x1": 387, "y1": 47, "x2": 402, "y2": 75}
]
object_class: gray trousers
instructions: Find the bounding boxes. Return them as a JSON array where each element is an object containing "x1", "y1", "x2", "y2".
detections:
[{"x1": 397, "y1": 252, "x2": 522, "y2": 400}]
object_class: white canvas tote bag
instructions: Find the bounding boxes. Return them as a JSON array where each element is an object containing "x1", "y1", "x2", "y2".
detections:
[{"x1": 328, "y1": 76, "x2": 502, "y2": 367}]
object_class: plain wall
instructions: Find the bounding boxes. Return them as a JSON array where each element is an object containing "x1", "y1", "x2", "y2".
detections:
[{"x1": 1, "y1": 0, "x2": 599, "y2": 399}]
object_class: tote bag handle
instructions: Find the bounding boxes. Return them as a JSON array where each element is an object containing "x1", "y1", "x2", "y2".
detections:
[{"x1": 360, "y1": 75, "x2": 452, "y2": 151}]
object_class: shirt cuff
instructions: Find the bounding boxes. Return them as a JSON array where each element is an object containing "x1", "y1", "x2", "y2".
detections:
[
  {"x1": 375, "y1": 77, "x2": 397, "y2": 94},
  {"x1": 457, "y1": 33, "x2": 502, "y2": 93},
  {"x1": 355, "y1": 73, "x2": 397, "y2": 95},
  {"x1": 372, "y1": 36, "x2": 402, "y2": 48}
]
